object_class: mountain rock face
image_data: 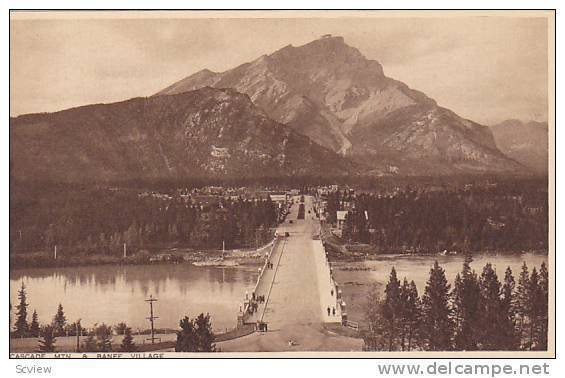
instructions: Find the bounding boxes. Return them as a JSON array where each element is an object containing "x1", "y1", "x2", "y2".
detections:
[
  {"x1": 10, "y1": 87, "x2": 359, "y2": 182},
  {"x1": 491, "y1": 119, "x2": 548, "y2": 173},
  {"x1": 158, "y1": 35, "x2": 524, "y2": 175}
]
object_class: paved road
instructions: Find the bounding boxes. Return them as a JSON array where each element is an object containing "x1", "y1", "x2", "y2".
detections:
[{"x1": 219, "y1": 196, "x2": 362, "y2": 352}]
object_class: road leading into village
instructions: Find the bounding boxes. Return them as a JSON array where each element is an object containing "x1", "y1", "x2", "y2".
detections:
[{"x1": 218, "y1": 196, "x2": 362, "y2": 352}]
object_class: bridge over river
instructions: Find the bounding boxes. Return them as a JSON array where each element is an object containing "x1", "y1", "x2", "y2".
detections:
[{"x1": 219, "y1": 195, "x2": 363, "y2": 352}]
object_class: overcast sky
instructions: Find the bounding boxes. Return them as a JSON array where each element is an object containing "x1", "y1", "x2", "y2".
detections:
[{"x1": 10, "y1": 13, "x2": 550, "y2": 125}]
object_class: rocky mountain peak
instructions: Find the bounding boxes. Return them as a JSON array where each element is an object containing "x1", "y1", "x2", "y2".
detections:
[
  {"x1": 270, "y1": 35, "x2": 380, "y2": 74},
  {"x1": 156, "y1": 37, "x2": 527, "y2": 175}
]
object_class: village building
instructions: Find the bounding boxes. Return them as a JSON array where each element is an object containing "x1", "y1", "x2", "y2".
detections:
[{"x1": 336, "y1": 210, "x2": 348, "y2": 230}]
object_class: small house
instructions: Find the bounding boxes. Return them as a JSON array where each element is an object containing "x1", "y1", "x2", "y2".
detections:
[{"x1": 336, "y1": 210, "x2": 348, "y2": 229}]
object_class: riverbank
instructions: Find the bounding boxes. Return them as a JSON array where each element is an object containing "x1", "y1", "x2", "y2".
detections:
[
  {"x1": 322, "y1": 223, "x2": 548, "y2": 262},
  {"x1": 10, "y1": 239, "x2": 275, "y2": 270}
]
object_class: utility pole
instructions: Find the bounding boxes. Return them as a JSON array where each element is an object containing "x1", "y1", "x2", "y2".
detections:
[
  {"x1": 123, "y1": 243, "x2": 127, "y2": 258},
  {"x1": 145, "y1": 295, "x2": 159, "y2": 344}
]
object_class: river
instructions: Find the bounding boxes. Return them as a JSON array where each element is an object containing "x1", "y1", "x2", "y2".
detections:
[
  {"x1": 10, "y1": 264, "x2": 259, "y2": 332},
  {"x1": 10, "y1": 253, "x2": 548, "y2": 333},
  {"x1": 332, "y1": 252, "x2": 548, "y2": 323}
]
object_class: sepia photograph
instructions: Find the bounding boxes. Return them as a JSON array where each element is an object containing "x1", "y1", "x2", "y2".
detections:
[{"x1": 8, "y1": 10, "x2": 555, "y2": 358}]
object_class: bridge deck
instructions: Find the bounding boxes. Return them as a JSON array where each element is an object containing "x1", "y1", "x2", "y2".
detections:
[{"x1": 220, "y1": 196, "x2": 360, "y2": 351}]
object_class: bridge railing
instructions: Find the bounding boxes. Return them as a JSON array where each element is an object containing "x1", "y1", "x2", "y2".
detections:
[
  {"x1": 241, "y1": 237, "x2": 280, "y2": 319},
  {"x1": 255, "y1": 239, "x2": 278, "y2": 291}
]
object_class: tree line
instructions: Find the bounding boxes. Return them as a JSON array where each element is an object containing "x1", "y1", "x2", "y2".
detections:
[
  {"x1": 336, "y1": 180, "x2": 547, "y2": 253},
  {"x1": 364, "y1": 258, "x2": 549, "y2": 351},
  {"x1": 11, "y1": 283, "x2": 214, "y2": 353},
  {"x1": 11, "y1": 184, "x2": 278, "y2": 265}
]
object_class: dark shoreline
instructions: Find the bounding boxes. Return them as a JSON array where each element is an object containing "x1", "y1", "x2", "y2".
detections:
[
  {"x1": 327, "y1": 248, "x2": 548, "y2": 263},
  {"x1": 10, "y1": 248, "x2": 548, "y2": 270}
]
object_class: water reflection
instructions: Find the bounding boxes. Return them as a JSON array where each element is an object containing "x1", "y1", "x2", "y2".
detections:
[{"x1": 10, "y1": 264, "x2": 259, "y2": 332}]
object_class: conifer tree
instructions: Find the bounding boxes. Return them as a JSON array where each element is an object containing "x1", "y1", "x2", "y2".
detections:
[
  {"x1": 538, "y1": 262, "x2": 549, "y2": 350},
  {"x1": 501, "y1": 267, "x2": 515, "y2": 314},
  {"x1": 120, "y1": 326, "x2": 136, "y2": 352},
  {"x1": 527, "y1": 267, "x2": 542, "y2": 350},
  {"x1": 399, "y1": 279, "x2": 420, "y2": 351},
  {"x1": 478, "y1": 263, "x2": 504, "y2": 350},
  {"x1": 516, "y1": 262, "x2": 530, "y2": 346},
  {"x1": 383, "y1": 267, "x2": 401, "y2": 350},
  {"x1": 194, "y1": 313, "x2": 215, "y2": 352},
  {"x1": 53, "y1": 304, "x2": 67, "y2": 336},
  {"x1": 29, "y1": 310, "x2": 40, "y2": 338},
  {"x1": 452, "y1": 255, "x2": 481, "y2": 350},
  {"x1": 500, "y1": 267, "x2": 519, "y2": 350},
  {"x1": 176, "y1": 313, "x2": 216, "y2": 352},
  {"x1": 176, "y1": 316, "x2": 197, "y2": 352},
  {"x1": 14, "y1": 282, "x2": 29, "y2": 337},
  {"x1": 421, "y1": 261, "x2": 452, "y2": 350},
  {"x1": 38, "y1": 324, "x2": 56, "y2": 352}
]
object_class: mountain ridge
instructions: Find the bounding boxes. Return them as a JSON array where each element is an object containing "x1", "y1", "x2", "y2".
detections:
[
  {"x1": 491, "y1": 119, "x2": 549, "y2": 173},
  {"x1": 157, "y1": 35, "x2": 525, "y2": 175},
  {"x1": 10, "y1": 87, "x2": 360, "y2": 183}
]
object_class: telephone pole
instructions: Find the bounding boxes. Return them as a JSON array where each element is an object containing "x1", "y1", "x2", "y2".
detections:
[{"x1": 145, "y1": 295, "x2": 159, "y2": 344}]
